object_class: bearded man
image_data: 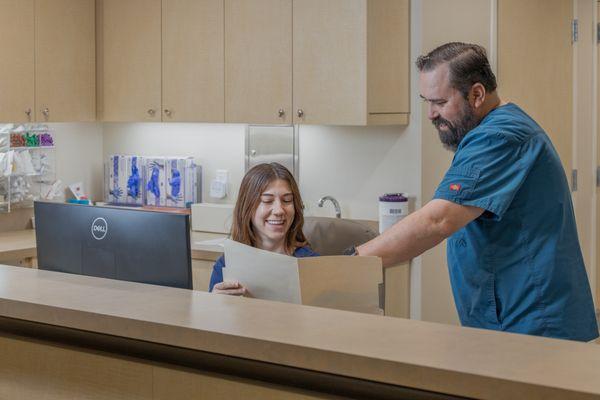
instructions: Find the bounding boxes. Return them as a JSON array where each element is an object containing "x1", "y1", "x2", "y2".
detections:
[{"x1": 355, "y1": 42, "x2": 598, "y2": 342}]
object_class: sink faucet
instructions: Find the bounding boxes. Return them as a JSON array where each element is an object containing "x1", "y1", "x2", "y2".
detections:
[{"x1": 317, "y1": 196, "x2": 341, "y2": 218}]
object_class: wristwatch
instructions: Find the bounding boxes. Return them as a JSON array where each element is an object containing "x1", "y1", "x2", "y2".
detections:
[{"x1": 343, "y1": 245, "x2": 359, "y2": 256}]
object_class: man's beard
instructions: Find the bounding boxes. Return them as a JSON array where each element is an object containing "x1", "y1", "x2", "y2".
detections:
[{"x1": 432, "y1": 102, "x2": 480, "y2": 152}]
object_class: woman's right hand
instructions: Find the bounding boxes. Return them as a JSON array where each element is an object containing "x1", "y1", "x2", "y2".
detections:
[{"x1": 212, "y1": 281, "x2": 248, "y2": 296}]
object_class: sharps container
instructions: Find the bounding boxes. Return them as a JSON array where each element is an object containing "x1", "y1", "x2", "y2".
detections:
[{"x1": 379, "y1": 193, "x2": 408, "y2": 234}]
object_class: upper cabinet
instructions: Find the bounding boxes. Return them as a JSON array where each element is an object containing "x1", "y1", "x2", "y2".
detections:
[
  {"x1": 225, "y1": 0, "x2": 292, "y2": 124},
  {"x1": 36, "y1": 0, "x2": 96, "y2": 122},
  {"x1": 366, "y1": 0, "x2": 410, "y2": 124},
  {"x1": 99, "y1": 0, "x2": 162, "y2": 122},
  {"x1": 0, "y1": 0, "x2": 35, "y2": 123},
  {"x1": 163, "y1": 0, "x2": 224, "y2": 122},
  {"x1": 99, "y1": 0, "x2": 224, "y2": 122},
  {"x1": 225, "y1": 0, "x2": 409, "y2": 126},
  {"x1": 1, "y1": 0, "x2": 409, "y2": 125},
  {"x1": 293, "y1": 0, "x2": 367, "y2": 125},
  {"x1": 293, "y1": 0, "x2": 409, "y2": 125},
  {"x1": 0, "y1": 0, "x2": 95, "y2": 123}
]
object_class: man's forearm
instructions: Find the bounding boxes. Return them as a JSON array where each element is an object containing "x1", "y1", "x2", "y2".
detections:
[
  {"x1": 357, "y1": 207, "x2": 447, "y2": 267},
  {"x1": 356, "y1": 199, "x2": 483, "y2": 267}
]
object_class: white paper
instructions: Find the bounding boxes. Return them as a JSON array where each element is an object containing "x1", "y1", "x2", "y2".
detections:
[{"x1": 222, "y1": 239, "x2": 301, "y2": 304}]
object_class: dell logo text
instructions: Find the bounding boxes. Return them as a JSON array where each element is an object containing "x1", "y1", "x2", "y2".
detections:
[{"x1": 91, "y1": 217, "x2": 108, "y2": 240}]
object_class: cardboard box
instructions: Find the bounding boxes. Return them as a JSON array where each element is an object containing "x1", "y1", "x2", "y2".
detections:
[
  {"x1": 106, "y1": 155, "x2": 144, "y2": 206},
  {"x1": 144, "y1": 157, "x2": 167, "y2": 207},
  {"x1": 165, "y1": 157, "x2": 199, "y2": 208},
  {"x1": 223, "y1": 239, "x2": 383, "y2": 315}
]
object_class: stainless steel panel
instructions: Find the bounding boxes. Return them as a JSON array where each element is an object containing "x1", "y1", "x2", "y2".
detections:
[{"x1": 245, "y1": 125, "x2": 298, "y2": 180}]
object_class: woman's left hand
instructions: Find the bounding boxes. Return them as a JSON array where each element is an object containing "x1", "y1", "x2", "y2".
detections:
[{"x1": 213, "y1": 280, "x2": 249, "y2": 296}]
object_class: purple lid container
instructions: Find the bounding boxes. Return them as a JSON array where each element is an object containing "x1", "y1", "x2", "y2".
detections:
[{"x1": 379, "y1": 193, "x2": 408, "y2": 202}]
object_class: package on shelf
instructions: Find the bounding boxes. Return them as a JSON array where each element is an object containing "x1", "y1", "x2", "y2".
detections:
[
  {"x1": 10, "y1": 133, "x2": 26, "y2": 147},
  {"x1": 144, "y1": 157, "x2": 167, "y2": 207},
  {"x1": 164, "y1": 157, "x2": 199, "y2": 208},
  {"x1": 106, "y1": 155, "x2": 125, "y2": 204},
  {"x1": 0, "y1": 178, "x2": 7, "y2": 204},
  {"x1": 10, "y1": 176, "x2": 34, "y2": 204},
  {"x1": 0, "y1": 151, "x2": 13, "y2": 177},
  {"x1": 12, "y1": 150, "x2": 36, "y2": 175},
  {"x1": 106, "y1": 155, "x2": 144, "y2": 206},
  {"x1": 30, "y1": 149, "x2": 54, "y2": 176},
  {"x1": 39, "y1": 132, "x2": 54, "y2": 146},
  {"x1": 7, "y1": 124, "x2": 54, "y2": 148}
]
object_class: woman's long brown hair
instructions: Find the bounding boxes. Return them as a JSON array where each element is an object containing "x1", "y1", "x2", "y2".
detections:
[{"x1": 230, "y1": 163, "x2": 308, "y2": 254}]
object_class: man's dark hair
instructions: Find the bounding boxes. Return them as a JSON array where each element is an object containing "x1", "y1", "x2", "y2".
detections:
[{"x1": 416, "y1": 42, "x2": 497, "y2": 99}]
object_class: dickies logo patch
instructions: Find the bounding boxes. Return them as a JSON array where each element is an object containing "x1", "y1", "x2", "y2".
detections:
[{"x1": 449, "y1": 183, "x2": 462, "y2": 192}]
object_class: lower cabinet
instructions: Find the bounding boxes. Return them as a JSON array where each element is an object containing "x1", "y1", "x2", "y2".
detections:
[
  {"x1": 384, "y1": 263, "x2": 410, "y2": 318},
  {"x1": 191, "y1": 257, "x2": 217, "y2": 292},
  {"x1": 0, "y1": 335, "x2": 341, "y2": 400}
]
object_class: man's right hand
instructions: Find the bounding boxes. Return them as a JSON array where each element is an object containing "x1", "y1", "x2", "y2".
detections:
[{"x1": 213, "y1": 281, "x2": 248, "y2": 296}]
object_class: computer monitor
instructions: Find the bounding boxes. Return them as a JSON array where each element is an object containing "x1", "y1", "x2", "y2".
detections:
[{"x1": 34, "y1": 201, "x2": 192, "y2": 289}]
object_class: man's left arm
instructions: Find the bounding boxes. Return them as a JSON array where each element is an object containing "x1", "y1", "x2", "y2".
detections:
[{"x1": 357, "y1": 199, "x2": 483, "y2": 267}]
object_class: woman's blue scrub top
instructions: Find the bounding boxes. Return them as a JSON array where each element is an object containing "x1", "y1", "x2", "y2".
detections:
[
  {"x1": 209, "y1": 245, "x2": 319, "y2": 292},
  {"x1": 433, "y1": 103, "x2": 598, "y2": 342}
]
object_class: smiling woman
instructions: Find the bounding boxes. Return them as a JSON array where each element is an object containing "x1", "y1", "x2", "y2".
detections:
[{"x1": 209, "y1": 163, "x2": 318, "y2": 295}]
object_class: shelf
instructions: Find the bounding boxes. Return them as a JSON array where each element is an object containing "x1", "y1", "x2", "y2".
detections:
[
  {"x1": 3, "y1": 172, "x2": 49, "y2": 178},
  {"x1": 7, "y1": 127, "x2": 52, "y2": 133},
  {"x1": 9, "y1": 146, "x2": 55, "y2": 150}
]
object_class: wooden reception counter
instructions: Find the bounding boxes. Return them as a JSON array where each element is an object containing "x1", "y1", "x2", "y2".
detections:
[{"x1": 0, "y1": 264, "x2": 598, "y2": 399}]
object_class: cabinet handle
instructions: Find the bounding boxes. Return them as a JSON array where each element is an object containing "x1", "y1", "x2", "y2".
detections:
[
  {"x1": 42, "y1": 108, "x2": 49, "y2": 118},
  {"x1": 164, "y1": 109, "x2": 172, "y2": 117},
  {"x1": 297, "y1": 109, "x2": 304, "y2": 118},
  {"x1": 147, "y1": 109, "x2": 156, "y2": 117},
  {"x1": 278, "y1": 108, "x2": 285, "y2": 118},
  {"x1": 25, "y1": 109, "x2": 32, "y2": 118}
]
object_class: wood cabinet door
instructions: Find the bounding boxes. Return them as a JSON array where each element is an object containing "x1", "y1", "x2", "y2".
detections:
[
  {"x1": 191, "y1": 259, "x2": 216, "y2": 291},
  {"x1": 0, "y1": 0, "x2": 34, "y2": 123},
  {"x1": 597, "y1": 0, "x2": 600, "y2": 308},
  {"x1": 35, "y1": 0, "x2": 95, "y2": 122},
  {"x1": 225, "y1": 0, "x2": 292, "y2": 124},
  {"x1": 293, "y1": 0, "x2": 367, "y2": 125},
  {"x1": 367, "y1": 0, "x2": 410, "y2": 115},
  {"x1": 498, "y1": 0, "x2": 573, "y2": 173},
  {"x1": 101, "y1": 0, "x2": 161, "y2": 122},
  {"x1": 163, "y1": 0, "x2": 224, "y2": 122}
]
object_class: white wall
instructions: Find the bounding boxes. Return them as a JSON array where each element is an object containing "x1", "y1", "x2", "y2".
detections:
[
  {"x1": 298, "y1": 124, "x2": 420, "y2": 220},
  {"x1": 47, "y1": 123, "x2": 104, "y2": 201}
]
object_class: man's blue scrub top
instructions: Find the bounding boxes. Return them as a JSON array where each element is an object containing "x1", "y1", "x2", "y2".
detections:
[{"x1": 433, "y1": 103, "x2": 598, "y2": 341}]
